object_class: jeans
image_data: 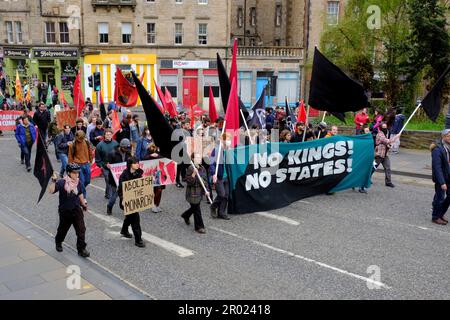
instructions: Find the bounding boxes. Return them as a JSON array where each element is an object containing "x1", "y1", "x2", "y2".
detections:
[
  {"x1": 432, "y1": 183, "x2": 450, "y2": 220},
  {"x1": 375, "y1": 156, "x2": 392, "y2": 184},
  {"x1": 59, "y1": 153, "x2": 68, "y2": 177},
  {"x1": 102, "y1": 168, "x2": 112, "y2": 197},
  {"x1": 122, "y1": 212, "x2": 142, "y2": 243},
  {"x1": 211, "y1": 179, "x2": 229, "y2": 218},
  {"x1": 391, "y1": 139, "x2": 401, "y2": 153},
  {"x1": 20, "y1": 143, "x2": 33, "y2": 168},
  {"x1": 55, "y1": 208, "x2": 87, "y2": 252},
  {"x1": 182, "y1": 203, "x2": 205, "y2": 231},
  {"x1": 107, "y1": 183, "x2": 119, "y2": 209},
  {"x1": 79, "y1": 163, "x2": 91, "y2": 199}
]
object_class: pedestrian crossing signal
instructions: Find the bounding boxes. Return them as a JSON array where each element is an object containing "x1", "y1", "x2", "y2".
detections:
[{"x1": 93, "y1": 72, "x2": 101, "y2": 92}]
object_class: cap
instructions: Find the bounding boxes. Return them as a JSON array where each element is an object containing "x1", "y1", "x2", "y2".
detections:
[
  {"x1": 319, "y1": 122, "x2": 327, "y2": 129},
  {"x1": 120, "y1": 138, "x2": 131, "y2": 148}
]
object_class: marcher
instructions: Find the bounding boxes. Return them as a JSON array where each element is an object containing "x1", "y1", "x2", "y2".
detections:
[
  {"x1": 49, "y1": 163, "x2": 90, "y2": 258},
  {"x1": 390, "y1": 109, "x2": 406, "y2": 154},
  {"x1": 89, "y1": 120, "x2": 105, "y2": 147},
  {"x1": 117, "y1": 157, "x2": 146, "y2": 248},
  {"x1": 181, "y1": 153, "x2": 210, "y2": 234},
  {"x1": 68, "y1": 130, "x2": 93, "y2": 200},
  {"x1": 315, "y1": 122, "x2": 328, "y2": 139},
  {"x1": 106, "y1": 139, "x2": 132, "y2": 215},
  {"x1": 14, "y1": 116, "x2": 36, "y2": 172},
  {"x1": 375, "y1": 122, "x2": 397, "y2": 188},
  {"x1": 55, "y1": 125, "x2": 74, "y2": 177},
  {"x1": 430, "y1": 129, "x2": 450, "y2": 225},
  {"x1": 143, "y1": 144, "x2": 165, "y2": 213},
  {"x1": 71, "y1": 118, "x2": 87, "y2": 135},
  {"x1": 130, "y1": 114, "x2": 141, "y2": 156},
  {"x1": 210, "y1": 136, "x2": 231, "y2": 221},
  {"x1": 135, "y1": 126, "x2": 153, "y2": 161},
  {"x1": 32, "y1": 102, "x2": 51, "y2": 142},
  {"x1": 325, "y1": 126, "x2": 338, "y2": 138},
  {"x1": 354, "y1": 108, "x2": 370, "y2": 135},
  {"x1": 95, "y1": 128, "x2": 119, "y2": 200}
]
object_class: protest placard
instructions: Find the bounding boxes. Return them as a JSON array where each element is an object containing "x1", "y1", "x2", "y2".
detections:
[{"x1": 122, "y1": 176, "x2": 154, "y2": 215}]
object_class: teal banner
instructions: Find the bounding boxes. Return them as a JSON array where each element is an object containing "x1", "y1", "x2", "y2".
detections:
[{"x1": 225, "y1": 134, "x2": 374, "y2": 214}]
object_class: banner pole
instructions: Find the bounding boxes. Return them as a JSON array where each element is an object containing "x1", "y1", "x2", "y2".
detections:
[
  {"x1": 191, "y1": 161, "x2": 213, "y2": 204},
  {"x1": 240, "y1": 109, "x2": 254, "y2": 144},
  {"x1": 214, "y1": 120, "x2": 227, "y2": 178},
  {"x1": 397, "y1": 104, "x2": 421, "y2": 137},
  {"x1": 302, "y1": 104, "x2": 311, "y2": 142},
  {"x1": 317, "y1": 111, "x2": 327, "y2": 139}
]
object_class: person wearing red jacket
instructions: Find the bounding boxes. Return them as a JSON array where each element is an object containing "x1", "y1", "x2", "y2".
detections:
[{"x1": 354, "y1": 108, "x2": 370, "y2": 134}]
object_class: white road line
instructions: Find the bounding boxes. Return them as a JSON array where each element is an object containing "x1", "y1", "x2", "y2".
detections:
[
  {"x1": 255, "y1": 212, "x2": 300, "y2": 226},
  {"x1": 89, "y1": 184, "x2": 106, "y2": 192},
  {"x1": 88, "y1": 209, "x2": 195, "y2": 258},
  {"x1": 298, "y1": 200, "x2": 312, "y2": 205},
  {"x1": 373, "y1": 217, "x2": 450, "y2": 236},
  {"x1": 0, "y1": 202, "x2": 156, "y2": 299},
  {"x1": 210, "y1": 226, "x2": 391, "y2": 290}
]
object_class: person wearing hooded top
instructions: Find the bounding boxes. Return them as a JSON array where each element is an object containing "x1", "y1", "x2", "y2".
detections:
[
  {"x1": 48, "y1": 163, "x2": 90, "y2": 258},
  {"x1": 68, "y1": 130, "x2": 93, "y2": 200},
  {"x1": 106, "y1": 138, "x2": 132, "y2": 215},
  {"x1": 117, "y1": 157, "x2": 145, "y2": 248},
  {"x1": 95, "y1": 128, "x2": 119, "y2": 200},
  {"x1": 15, "y1": 116, "x2": 36, "y2": 172}
]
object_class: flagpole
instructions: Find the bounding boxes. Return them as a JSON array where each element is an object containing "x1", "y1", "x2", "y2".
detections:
[
  {"x1": 317, "y1": 111, "x2": 327, "y2": 139},
  {"x1": 397, "y1": 104, "x2": 421, "y2": 137},
  {"x1": 240, "y1": 109, "x2": 254, "y2": 144},
  {"x1": 302, "y1": 104, "x2": 311, "y2": 142},
  {"x1": 214, "y1": 121, "x2": 227, "y2": 178}
]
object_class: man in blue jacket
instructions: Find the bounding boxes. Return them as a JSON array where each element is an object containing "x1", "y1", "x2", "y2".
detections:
[
  {"x1": 15, "y1": 116, "x2": 36, "y2": 172},
  {"x1": 431, "y1": 129, "x2": 450, "y2": 225}
]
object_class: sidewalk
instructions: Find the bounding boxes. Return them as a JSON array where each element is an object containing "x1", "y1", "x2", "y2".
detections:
[
  {"x1": 383, "y1": 149, "x2": 431, "y2": 179},
  {"x1": 0, "y1": 206, "x2": 150, "y2": 300}
]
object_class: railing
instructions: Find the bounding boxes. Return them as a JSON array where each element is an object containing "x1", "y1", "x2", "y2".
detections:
[{"x1": 232, "y1": 47, "x2": 304, "y2": 59}]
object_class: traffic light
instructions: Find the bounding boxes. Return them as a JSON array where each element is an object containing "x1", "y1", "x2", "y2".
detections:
[
  {"x1": 93, "y1": 72, "x2": 101, "y2": 92},
  {"x1": 88, "y1": 75, "x2": 93, "y2": 88}
]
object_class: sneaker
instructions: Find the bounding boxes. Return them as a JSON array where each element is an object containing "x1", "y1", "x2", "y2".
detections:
[
  {"x1": 78, "y1": 249, "x2": 90, "y2": 258},
  {"x1": 176, "y1": 183, "x2": 185, "y2": 189},
  {"x1": 106, "y1": 206, "x2": 112, "y2": 215},
  {"x1": 135, "y1": 241, "x2": 146, "y2": 248},
  {"x1": 359, "y1": 188, "x2": 368, "y2": 194},
  {"x1": 121, "y1": 231, "x2": 133, "y2": 239},
  {"x1": 432, "y1": 218, "x2": 447, "y2": 226},
  {"x1": 55, "y1": 243, "x2": 63, "y2": 252},
  {"x1": 104, "y1": 194, "x2": 110, "y2": 200},
  {"x1": 152, "y1": 207, "x2": 162, "y2": 213},
  {"x1": 21, "y1": 160, "x2": 24, "y2": 165},
  {"x1": 195, "y1": 228, "x2": 206, "y2": 234},
  {"x1": 385, "y1": 183, "x2": 395, "y2": 188},
  {"x1": 210, "y1": 206, "x2": 218, "y2": 219},
  {"x1": 26, "y1": 167, "x2": 31, "y2": 172},
  {"x1": 218, "y1": 215, "x2": 231, "y2": 221}
]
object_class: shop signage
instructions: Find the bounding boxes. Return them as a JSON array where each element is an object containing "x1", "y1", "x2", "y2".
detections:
[
  {"x1": 3, "y1": 47, "x2": 29, "y2": 58},
  {"x1": 172, "y1": 60, "x2": 209, "y2": 69},
  {"x1": 33, "y1": 49, "x2": 78, "y2": 58}
]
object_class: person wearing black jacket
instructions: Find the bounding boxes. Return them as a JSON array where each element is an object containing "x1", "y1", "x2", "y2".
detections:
[
  {"x1": 55, "y1": 125, "x2": 74, "y2": 177},
  {"x1": 106, "y1": 139, "x2": 132, "y2": 215},
  {"x1": 118, "y1": 157, "x2": 145, "y2": 248},
  {"x1": 89, "y1": 120, "x2": 105, "y2": 147},
  {"x1": 142, "y1": 144, "x2": 165, "y2": 213},
  {"x1": 71, "y1": 119, "x2": 87, "y2": 136},
  {"x1": 32, "y1": 102, "x2": 51, "y2": 141}
]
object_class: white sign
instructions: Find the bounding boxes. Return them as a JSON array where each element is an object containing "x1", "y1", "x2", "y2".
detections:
[{"x1": 173, "y1": 60, "x2": 209, "y2": 69}]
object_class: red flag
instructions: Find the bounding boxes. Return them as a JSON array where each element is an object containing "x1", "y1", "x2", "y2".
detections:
[
  {"x1": 225, "y1": 78, "x2": 240, "y2": 148},
  {"x1": 73, "y1": 70, "x2": 84, "y2": 117},
  {"x1": 189, "y1": 105, "x2": 195, "y2": 129},
  {"x1": 112, "y1": 110, "x2": 121, "y2": 137},
  {"x1": 59, "y1": 90, "x2": 68, "y2": 109},
  {"x1": 164, "y1": 87, "x2": 178, "y2": 117},
  {"x1": 208, "y1": 86, "x2": 218, "y2": 123},
  {"x1": 99, "y1": 90, "x2": 104, "y2": 105},
  {"x1": 229, "y1": 39, "x2": 238, "y2": 85},
  {"x1": 297, "y1": 100, "x2": 307, "y2": 123},
  {"x1": 114, "y1": 68, "x2": 143, "y2": 108},
  {"x1": 154, "y1": 80, "x2": 168, "y2": 113}
]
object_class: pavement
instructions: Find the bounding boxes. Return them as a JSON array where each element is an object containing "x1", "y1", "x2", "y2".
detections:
[{"x1": 1, "y1": 133, "x2": 449, "y2": 300}]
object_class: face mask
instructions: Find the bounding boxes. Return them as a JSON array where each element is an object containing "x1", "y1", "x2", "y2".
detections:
[{"x1": 381, "y1": 128, "x2": 388, "y2": 134}]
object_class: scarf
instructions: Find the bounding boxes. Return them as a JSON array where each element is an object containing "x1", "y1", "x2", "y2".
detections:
[{"x1": 64, "y1": 176, "x2": 80, "y2": 195}]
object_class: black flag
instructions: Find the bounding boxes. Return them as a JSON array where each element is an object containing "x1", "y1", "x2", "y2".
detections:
[
  {"x1": 308, "y1": 48, "x2": 369, "y2": 114},
  {"x1": 248, "y1": 87, "x2": 266, "y2": 129},
  {"x1": 421, "y1": 65, "x2": 450, "y2": 122},
  {"x1": 34, "y1": 133, "x2": 53, "y2": 203},
  {"x1": 99, "y1": 102, "x2": 107, "y2": 122},
  {"x1": 285, "y1": 97, "x2": 296, "y2": 131},
  {"x1": 131, "y1": 72, "x2": 176, "y2": 159},
  {"x1": 217, "y1": 53, "x2": 249, "y2": 125}
]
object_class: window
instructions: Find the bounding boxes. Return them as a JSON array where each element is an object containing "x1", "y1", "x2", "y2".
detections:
[
  {"x1": 237, "y1": 7, "x2": 244, "y2": 28},
  {"x1": 98, "y1": 23, "x2": 109, "y2": 43},
  {"x1": 277, "y1": 72, "x2": 299, "y2": 106},
  {"x1": 327, "y1": 1, "x2": 340, "y2": 25},
  {"x1": 174, "y1": 23, "x2": 183, "y2": 45},
  {"x1": 175, "y1": 0, "x2": 183, "y2": 3},
  {"x1": 14, "y1": 22, "x2": 22, "y2": 43},
  {"x1": 6, "y1": 21, "x2": 13, "y2": 43},
  {"x1": 147, "y1": 23, "x2": 156, "y2": 44},
  {"x1": 249, "y1": 38, "x2": 256, "y2": 46},
  {"x1": 122, "y1": 22, "x2": 132, "y2": 44},
  {"x1": 250, "y1": 7, "x2": 256, "y2": 26},
  {"x1": 275, "y1": 4, "x2": 282, "y2": 26},
  {"x1": 45, "y1": 22, "x2": 56, "y2": 43},
  {"x1": 198, "y1": 0, "x2": 208, "y2": 4},
  {"x1": 239, "y1": 72, "x2": 253, "y2": 107},
  {"x1": 160, "y1": 73, "x2": 178, "y2": 98},
  {"x1": 203, "y1": 75, "x2": 219, "y2": 98},
  {"x1": 59, "y1": 22, "x2": 69, "y2": 43},
  {"x1": 198, "y1": 23, "x2": 207, "y2": 45},
  {"x1": 274, "y1": 39, "x2": 281, "y2": 46}
]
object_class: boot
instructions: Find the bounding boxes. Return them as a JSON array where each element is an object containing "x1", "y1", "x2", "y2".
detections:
[
  {"x1": 135, "y1": 241, "x2": 146, "y2": 248},
  {"x1": 78, "y1": 248, "x2": 90, "y2": 258},
  {"x1": 55, "y1": 242, "x2": 63, "y2": 252},
  {"x1": 106, "y1": 206, "x2": 112, "y2": 216}
]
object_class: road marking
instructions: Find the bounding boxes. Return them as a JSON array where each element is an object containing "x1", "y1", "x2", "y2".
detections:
[
  {"x1": 210, "y1": 226, "x2": 391, "y2": 290},
  {"x1": 373, "y1": 217, "x2": 450, "y2": 236},
  {"x1": 255, "y1": 212, "x2": 300, "y2": 226},
  {"x1": 298, "y1": 200, "x2": 312, "y2": 205},
  {"x1": 0, "y1": 201, "x2": 156, "y2": 300},
  {"x1": 0, "y1": 138, "x2": 16, "y2": 141},
  {"x1": 89, "y1": 184, "x2": 107, "y2": 192},
  {"x1": 88, "y1": 209, "x2": 195, "y2": 258}
]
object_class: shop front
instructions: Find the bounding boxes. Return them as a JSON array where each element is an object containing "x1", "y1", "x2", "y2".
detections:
[
  {"x1": 83, "y1": 54, "x2": 157, "y2": 105},
  {"x1": 158, "y1": 60, "x2": 221, "y2": 112},
  {"x1": 2, "y1": 47, "x2": 30, "y2": 94}
]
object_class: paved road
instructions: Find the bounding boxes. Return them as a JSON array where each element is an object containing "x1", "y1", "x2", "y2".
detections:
[{"x1": 0, "y1": 136, "x2": 448, "y2": 300}]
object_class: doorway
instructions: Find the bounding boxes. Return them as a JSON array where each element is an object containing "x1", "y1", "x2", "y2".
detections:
[{"x1": 182, "y1": 69, "x2": 198, "y2": 108}]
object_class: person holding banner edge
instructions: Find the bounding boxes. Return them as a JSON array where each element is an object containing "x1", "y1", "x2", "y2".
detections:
[{"x1": 118, "y1": 157, "x2": 146, "y2": 248}]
